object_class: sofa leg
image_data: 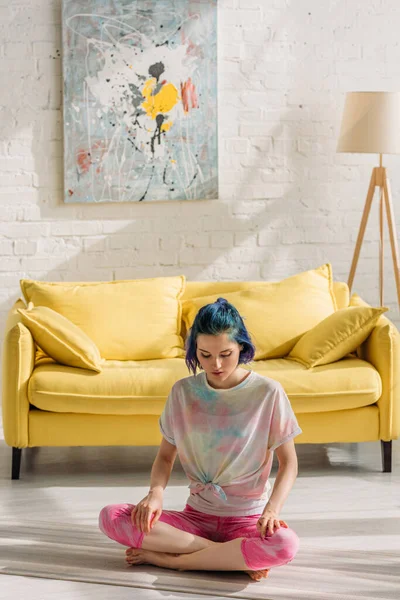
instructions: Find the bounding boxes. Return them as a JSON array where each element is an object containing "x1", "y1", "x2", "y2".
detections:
[
  {"x1": 12, "y1": 447, "x2": 22, "y2": 480},
  {"x1": 381, "y1": 441, "x2": 392, "y2": 473}
]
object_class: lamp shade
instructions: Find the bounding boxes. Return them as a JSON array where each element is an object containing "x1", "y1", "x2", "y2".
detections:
[{"x1": 337, "y1": 91, "x2": 400, "y2": 154}]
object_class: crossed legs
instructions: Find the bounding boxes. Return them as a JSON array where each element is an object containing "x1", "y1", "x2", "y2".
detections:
[{"x1": 99, "y1": 503, "x2": 299, "y2": 580}]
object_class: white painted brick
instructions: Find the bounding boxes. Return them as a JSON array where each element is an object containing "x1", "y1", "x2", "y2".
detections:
[
  {"x1": 0, "y1": 240, "x2": 13, "y2": 254},
  {"x1": 226, "y1": 246, "x2": 270, "y2": 264},
  {"x1": 234, "y1": 232, "x2": 257, "y2": 247},
  {"x1": 180, "y1": 200, "x2": 228, "y2": 218},
  {"x1": 3, "y1": 42, "x2": 31, "y2": 58},
  {"x1": 224, "y1": 9, "x2": 262, "y2": 27},
  {"x1": 112, "y1": 267, "x2": 155, "y2": 280},
  {"x1": 32, "y1": 165, "x2": 62, "y2": 189},
  {"x1": 35, "y1": 110, "x2": 63, "y2": 140},
  {"x1": 179, "y1": 247, "x2": 226, "y2": 266},
  {"x1": 32, "y1": 41, "x2": 58, "y2": 57},
  {"x1": 0, "y1": 58, "x2": 35, "y2": 73},
  {"x1": 239, "y1": 123, "x2": 277, "y2": 137},
  {"x1": 58, "y1": 270, "x2": 112, "y2": 283},
  {"x1": 37, "y1": 238, "x2": 79, "y2": 256},
  {"x1": 37, "y1": 57, "x2": 62, "y2": 77},
  {"x1": 77, "y1": 252, "x2": 136, "y2": 271},
  {"x1": 242, "y1": 45, "x2": 269, "y2": 61},
  {"x1": 0, "y1": 257, "x2": 21, "y2": 271},
  {"x1": 210, "y1": 232, "x2": 234, "y2": 248},
  {"x1": 31, "y1": 24, "x2": 62, "y2": 42},
  {"x1": 7, "y1": 140, "x2": 33, "y2": 156},
  {"x1": 158, "y1": 249, "x2": 178, "y2": 266},
  {"x1": 239, "y1": 0, "x2": 261, "y2": 8},
  {"x1": 0, "y1": 206, "x2": 19, "y2": 221},
  {"x1": 49, "y1": 76, "x2": 62, "y2": 109},
  {"x1": 14, "y1": 240, "x2": 37, "y2": 255},
  {"x1": 109, "y1": 233, "x2": 156, "y2": 251},
  {"x1": 219, "y1": 0, "x2": 236, "y2": 8},
  {"x1": 128, "y1": 249, "x2": 157, "y2": 266},
  {"x1": 213, "y1": 264, "x2": 261, "y2": 280},
  {"x1": 244, "y1": 184, "x2": 286, "y2": 199},
  {"x1": 13, "y1": 6, "x2": 60, "y2": 27},
  {"x1": 249, "y1": 137, "x2": 273, "y2": 153},
  {"x1": 242, "y1": 28, "x2": 272, "y2": 44},
  {"x1": 101, "y1": 220, "x2": 154, "y2": 234},
  {"x1": 0, "y1": 156, "x2": 36, "y2": 171},
  {"x1": 258, "y1": 230, "x2": 281, "y2": 246},
  {"x1": 0, "y1": 222, "x2": 50, "y2": 238},
  {"x1": 225, "y1": 138, "x2": 251, "y2": 154},
  {"x1": 223, "y1": 44, "x2": 242, "y2": 60},
  {"x1": 185, "y1": 233, "x2": 210, "y2": 248},
  {"x1": 83, "y1": 237, "x2": 107, "y2": 253},
  {"x1": 20, "y1": 256, "x2": 76, "y2": 271},
  {"x1": 0, "y1": 273, "x2": 25, "y2": 288},
  {"x1": 0, "y1": 173, "x2": 32, "y2": 187},
  {"x1": 180, "y1": 265, "x2": 217, "y2": 280},
  {"x1": 160, "y1": 234, "x2": 184, "y2": 251},
  {"x1": 0, "y1": 189, "x2": 39, "y2": 206},
  {"x1": 51, "y1": 222, "x2": 102, "y2": 236},
  {"x1": 154, "y1": 215, "x2": 200, "y2": 233}
]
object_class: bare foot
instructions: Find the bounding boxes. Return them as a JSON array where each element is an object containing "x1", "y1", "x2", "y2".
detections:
[
  {"x1": 125, "y1": 548, "x2": 178, "y2": 569},
  {"x1": 125, "y1": 548, "x2": 270, "y2": 580},
  {"x1": 246, "y1": 568, "x2": 270, "y2": 582}
]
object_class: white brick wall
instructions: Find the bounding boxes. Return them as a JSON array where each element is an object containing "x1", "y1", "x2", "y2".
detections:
[{"x1": 1, "y1": 0, "x2": 400, "y2": 373}]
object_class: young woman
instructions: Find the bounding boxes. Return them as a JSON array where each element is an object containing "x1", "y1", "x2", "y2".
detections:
[{"x1": 99, "y1": 298, "x2": 302, "y2": 582}]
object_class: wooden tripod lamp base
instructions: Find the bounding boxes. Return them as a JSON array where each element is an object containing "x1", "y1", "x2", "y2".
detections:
[
  {"x1": 347, "y1": 156, "x2": 400, "y2": 309},
  {"x1": 337, "y1": 92, "x2": 400, "y2": 310}
]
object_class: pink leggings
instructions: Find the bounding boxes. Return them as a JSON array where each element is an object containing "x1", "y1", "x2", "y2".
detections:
[{"x1": 99, "y1": 503, "x2": 299, "y2": 571}]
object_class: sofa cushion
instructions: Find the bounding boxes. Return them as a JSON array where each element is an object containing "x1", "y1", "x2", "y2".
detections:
[
  {"x1": 17, "y1": 304, "x2": 103, "y2": 373},
  {"x1": 183, "y1": 280, "x2": 349, "y2": 309},
  {"x1": 332, "y1": 281, "x2": 349, "y2": 310},
  {"x1": 287, "y1": 306, "x2": 388, "y2": 368},
  {"x1": 182, "y1": 264, "x2": 337, "y2": 359},
  {"x1": 20, "y1": 276, "x2": 186, "y2": 361},
  {"x1": 254, "y1": 357, "x2": 381, "y2": 412},
  {"x1": 28, "y1": 359, "x2": 190, "y2": 415},
  {"x1": 28, "y1": 356, "x2": 381, "y2": 416}
]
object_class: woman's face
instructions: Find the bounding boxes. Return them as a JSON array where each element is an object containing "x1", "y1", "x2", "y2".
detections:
[{"x1": 196, "y1": 332, "x2": 243, "y2": 386}]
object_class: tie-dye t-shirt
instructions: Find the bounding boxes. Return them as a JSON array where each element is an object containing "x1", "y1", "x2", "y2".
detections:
[{"x1": 159, "y1": 370, "x2": 302, "y2": 516}]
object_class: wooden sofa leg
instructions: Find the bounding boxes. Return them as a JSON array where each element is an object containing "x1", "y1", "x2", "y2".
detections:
[
  {"x1": 12, "y1": 447, "x2": 22, "y2": 480},
  {"x1": 381, "y1": 441, "x2": 392, "y2": 473}
]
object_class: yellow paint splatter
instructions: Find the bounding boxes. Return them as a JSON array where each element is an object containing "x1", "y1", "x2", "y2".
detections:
[
  {"x1": 142, "y1": 78, "x2": 179, "y2": 119},
  {"x1": 161, "y1": 120, "x2": 173, "y2": 132}
]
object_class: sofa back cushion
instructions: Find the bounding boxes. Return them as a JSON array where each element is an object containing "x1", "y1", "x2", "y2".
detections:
[
  {"x1": 182, "y1": 264, "x2": 337, "y2": 360},
  {"x1": 183, "y1": 279, "x2": 349, "y2": 308},
  {"x1": 332, "y1": 281, "x2": 349, "y2": 310},
  {"x1": 17, "y1": 304, "x2": 103, "y2": 372},
  {"x1": 20, "y1": 276, "x2": 186, "y2": 360},
  {"x1": 287, "y1": 305, "x2": 388, "y2": 368}
]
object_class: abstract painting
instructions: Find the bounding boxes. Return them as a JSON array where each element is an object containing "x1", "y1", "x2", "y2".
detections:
[{"x1": 62, "y1": 0, "x2": 218, "y2": 203}]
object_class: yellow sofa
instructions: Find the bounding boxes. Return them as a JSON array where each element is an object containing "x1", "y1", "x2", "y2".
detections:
[{"x1": 2, "y1": 277, "x2": 399, "y2": 479}]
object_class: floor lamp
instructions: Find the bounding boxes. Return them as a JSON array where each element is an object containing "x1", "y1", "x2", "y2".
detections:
[{"x1": 337, "y1": 91, "x2": 400, "y2": 309}]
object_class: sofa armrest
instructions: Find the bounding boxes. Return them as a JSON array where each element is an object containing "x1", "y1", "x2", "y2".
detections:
[
  {"x1": 1, "y1": 299, "x2": 35, "y2": 448},
  {"x1": 350, "y1": 293, "x2": 400, "y2": 440}
]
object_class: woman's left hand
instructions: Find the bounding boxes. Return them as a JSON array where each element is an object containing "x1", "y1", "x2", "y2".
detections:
[{"x1": 256, "y1": 509, "x2": 288, "y2": 539}]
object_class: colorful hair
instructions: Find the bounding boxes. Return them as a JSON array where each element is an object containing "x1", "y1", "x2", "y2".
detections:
[{"x1": 185, "y1": 297, "x2": 256, "y2": 375}]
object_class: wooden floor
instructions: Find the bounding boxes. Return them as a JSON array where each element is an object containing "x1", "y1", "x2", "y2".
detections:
[{"x1": 0, "y1": 425, "x2": 399, "y2": 600}]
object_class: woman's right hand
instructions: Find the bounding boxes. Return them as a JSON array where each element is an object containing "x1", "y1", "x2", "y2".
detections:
[{"x1": 131, "y1": 490, "x2": 163, "y2": 534}]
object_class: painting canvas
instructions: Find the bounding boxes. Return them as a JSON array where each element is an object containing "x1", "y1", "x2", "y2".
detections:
[{"x1": 62, "y1": 0, "x2": 218, "y2": 203}]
